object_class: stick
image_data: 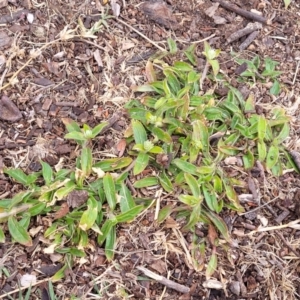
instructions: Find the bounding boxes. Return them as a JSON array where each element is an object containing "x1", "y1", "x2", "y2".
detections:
[
  {"x1": 239, "y1": 30, "x2": 259, "y2": 50},
  {"x1": 211, "y1": 0, "x2": 268, "y2": 24},
  {"x1": 275, "y1": 231, "x2": 300, "y2": 257},
  {"x1": 116, "y1": 18, "x2": 165, "y2": 52},
  {"x1": 227, "y1": 22, "x2": 262, "y2": 44},
  {"x1": 137, "y1": 266, "x2": 190, "y2": 294},
  {"x1": 0, "y1": 278, "x2": 50, "y2": 299}
]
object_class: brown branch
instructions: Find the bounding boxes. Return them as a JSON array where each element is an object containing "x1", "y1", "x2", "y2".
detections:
[
  {"x1": 227, "y1": 22, "x2": 262, "y2": 44},
  {"x1": 239, "y1": 30, "x2": 259, "y2": 50},
  {"x1": 137, "y1": 266, "x2": 190, "y2": 294},
  {"x1": 211, "y1": 0, "x2": 268, "y2": 24}
]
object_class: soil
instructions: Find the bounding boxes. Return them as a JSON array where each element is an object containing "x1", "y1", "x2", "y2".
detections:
[{"x1": 0, "y1": 0, "x2": 300, "y2": 299}]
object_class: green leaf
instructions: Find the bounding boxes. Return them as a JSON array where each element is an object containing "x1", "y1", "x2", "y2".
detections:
[
  {"x1": 184, "y1": 173, "x2": 200, "y2": 198},
  {"x1": 133, "y1": 177, "x2": 159, "y2": 188},
  {"x1": 202, "y1": 185, "x2": 217, "y2": 212},
  {"x1": 55, "y1": 169, "x2": 70, "y2": 181},
  {"x1": 151, "y1": 127, "x2": 172, "y2": 143},
  {"x1": 206, "y1": 253, "x2": 217, "y2": 278},
  {"x1": 184, "y1": 44, "x2": 197, "y2": 65},
  {"x1": 183, "y1": 203, "x2": 201, "y2": 231},
  {"x1": 203, "y1": 210, "x2": 231, "y2": 243},
  {"x1": 8, "y1": 191, "x2": 32, "y2": 210},
  {"x1": 274, "y1": 122, "x2": 290, "y2": 144},
  {"x1": 173, "y1": 61, "x2": 194, "y2": 72},
  {"x1": 257, "y1": 116, "x2": 267, "y2": 141},
  {"x1": 192, "y1": 120, "x2": 209, "y2": 156},
  {"x1": 224, "y1": 182, "x2": 244, "y2": 212},
  {"x1": 40, "y1": 161, "x2": 53, "y2": 186},
  {"x1": 53, "y1": 181, "x2": 76, "y2": 202},
  {"x1": 213, "y1": 175, "x2": 223, "y2": 194},
  {"x1": 52, "y1": 264, "x2": 67, "y2": 281},
  {"x1": 69, "y1": 248, "x2": 86, "y2": 257},
  {"x1": 28, "y1": 203, "x2": 46, "y2": 216},
  {"x1": 257, "y1": 141, "x2": 267, "y2": 162},
  {"x1": 133, "y1": 152, "x2": 149, "y2": 175},
  {"x1": 172, "y1": 158, "x2": 198, "y2": 175},
  {"x1": 243, "y1": 150, "x2": 254, "y2": 170},
  {"x1": 105, "y1": 226, "x2": 116, "y2": 261},
  {"x1": 115, "y1": 205, "x2": 144, "y2": 223},
  {"x1": 178, "y1": 194, "x2": 200, "y2": 206},
  {"x1": 93, "y1": 157, "x2": 132, "y2": 171},
  {"x1": 197, "y1": 165, "x2": 215, "y2": 174},
  {"x1": 157, "y1": 205, "x2": 173, "y2": 223},
  {"x1": 8, "y1": 216, "x2": 32, "y2": 246},
  {"x1": 0, "y1": 227, "x2": 5, "y2": 243},
  {"x1": 119, "y1": 183, "x2": 135, "y2": 213},
  {"x1": 167, "y1": 38, "x2": 177, "y2": 54},
  {"x1": 91, "y1": 122, "x2": 108, "y2": 137},
  {"x1": 270, "y1": 80, "x2": 280, "y2": 95},
  {"x1": 97, "y1": 220, "x2": 114, "y2": 245},
  {"x1": 79, "y1": 196, "x2": 98, "y2": 231},
  {"x1": 244, "y1": 93, "x2": 256, "y2": 113},
  {"x1": 63, "y1": 119, "x2": 81, "y2": 133},
  {"x1": 81, "y1": 147, "x2": 92, "y2": 177},
  {"x1": 148, "y1": 146, "x2": 164, "y2": 154},
  {"x1": 266, "y1": 145, "x2": 279, "y2": 169},
  {"x1": 158, "y1": 171, "x2": 174, "y2": 193},
  {"x1": 132, "y1": 120, "x2": 147, "y2": 144},
  {"x1": 209, "y1": 59, "x2": 220, "y2": 76},
  {"x1": 284, "y1": 0, "x2": 291, "y2": 9},
  {"x1": 64, "y1": 131, "x2": 86, "y2": 141},
  {"x1": 103, "y1": 173, "x2": 117, "y2": 210},
  {"x1": 4, "y1": 169, "x2": 29, "y2": 186}
]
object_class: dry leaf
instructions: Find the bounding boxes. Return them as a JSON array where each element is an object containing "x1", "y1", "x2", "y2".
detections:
[
  {"x1": 20, "y1": 274, "x2": 37, "y2": 287},
  {"x1": 140, "y1": 1, "x2": 178, "y2": 29},
  {"x1": 93, "y1": 49, "x2": 103, "y2": 67},
  {"x1": 150, "y1": 259, "x2": 167, "y2": 274},
  {"x1": 145, "y1": 60, "x2": 156, "y2": 83},
  {"x1": 67, "y1": 190, "x2": 88, "y2": 208},
  {"x1": 111, "y1": 0, "x2": 120, "y2": 17},
  {"x1": 53, "y1": 202, "x2": 69, "y2": 220},
  {"x1": 208, "y1": 224, "x2": 218, "y2": 246},
  {"x1": 116, "y1": 139, "x2": 126, "y2": 157},
  {"x1": 0, "y1": 95, "x2": 22, "y2": 122},
  {"x1": 42, "y1": 61, "x2": 59, "y2": 75}
]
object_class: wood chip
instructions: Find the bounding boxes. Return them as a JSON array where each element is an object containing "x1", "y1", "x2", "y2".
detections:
[
  {"x1": 140, "y1": 1, "x2": 178, "y2": 29},
  {"x1": 0, "y1": 95, "x2": 22, "y2": 122}
]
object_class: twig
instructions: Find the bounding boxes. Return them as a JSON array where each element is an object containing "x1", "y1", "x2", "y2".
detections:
[
  {"x1": 0, "y1": 278, "x2": 50, "y2": 299},
  {"x1": 116, "y1": 18, "x2": 166, "y2": 52},
  {"x1": 275, "y1": 231, "x2": 300, "y2": 257},
  {"x1": 211, "y1": 0, "x2": 268, "y2": 24},
  {"x1": 239, "y1": 196, "x2": 280, "y2": 216},
  {"x1": 154, "y1": 189, "x2": 163, "y2": 221},
  {"x1": 200, "y1": 61, "x2": 209, "y2": 90},
  {"x1": 0, "y1": 204, "x2": 32, "y2": 219},
  {"x1": 175, "y1": 33, "x2": 216, "y2": 44},
  {"x1": 173, "y1": 229, "x2": 194, "y2": 268},
  {"x1": 137, "y1": 266, "x2": 190, "y2": 293},
  {"x1": 247, "y1": 219, "x2": 300, "y2": 235},
  {"x1": 239, "y1": 30, "x2": 259, "y2": 50},
  {"x1": 293, "y1": 60, "x2": 300, "y2": 85},
  {"x1": 227, "y1": 22, "x2": 262, "y2": 44},
  {"x1": 101, "y1": 113, "x2": 122, "y2": 134}
]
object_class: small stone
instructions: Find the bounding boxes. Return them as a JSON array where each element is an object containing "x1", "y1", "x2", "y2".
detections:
[{"x1": 229, "y1": 281, "x2": 240, "y2": 296}]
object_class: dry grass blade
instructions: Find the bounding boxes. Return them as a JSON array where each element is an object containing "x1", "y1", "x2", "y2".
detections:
[{"x1": 137, "y1": 266, "x2": 190, "y2": 293}]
